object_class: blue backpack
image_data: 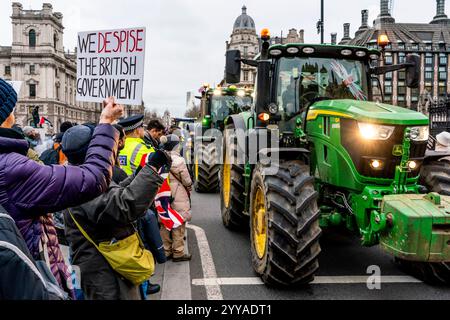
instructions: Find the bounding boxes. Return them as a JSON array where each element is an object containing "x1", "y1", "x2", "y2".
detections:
[{"x1": 0, "y1": 204, "x2": 69, "y2": 300}]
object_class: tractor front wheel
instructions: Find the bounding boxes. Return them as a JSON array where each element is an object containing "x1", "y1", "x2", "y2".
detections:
[
  {"x1": 250, "y1": 160, "x2": 321, "y2": 286},
  {"x1": 220, "y1": 125, "x2": 247, "y2": 229}
]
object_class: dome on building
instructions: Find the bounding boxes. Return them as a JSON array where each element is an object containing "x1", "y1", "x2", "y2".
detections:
[{"x1": 233, "y1": 5, "x2": 255, "y2": 31}]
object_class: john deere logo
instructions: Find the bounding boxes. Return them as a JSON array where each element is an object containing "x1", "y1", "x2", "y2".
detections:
[{"x1": 392, "y1": 145, "x2": 403, "y2": 156}]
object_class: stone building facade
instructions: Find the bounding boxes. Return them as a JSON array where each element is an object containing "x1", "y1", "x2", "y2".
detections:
[
  {"x1": 339, "y1": 0, "x2": 450, "y2": 111},
  {"x1": 0, "y1": 2, "x2": 144, "y2": 134},
  {"x1": 224, "y1": 5, "x2": 305, "y2": 88},
  {"x1": 225, "y1": 6, "x2": 259, "y2": 87}
]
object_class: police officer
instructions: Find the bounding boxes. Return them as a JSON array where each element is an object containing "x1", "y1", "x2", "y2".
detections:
[{"x1": 118, "y1": 115, "x2": 155, "y2": 175}]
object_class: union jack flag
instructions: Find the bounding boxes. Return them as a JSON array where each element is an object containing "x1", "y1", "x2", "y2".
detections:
[{"x1": 155, "y1": 175, "x2": 185, "y2": 231}]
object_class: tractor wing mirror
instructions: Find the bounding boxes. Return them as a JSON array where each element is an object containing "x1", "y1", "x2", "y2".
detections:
[
  {"x1": 226, "y1": 50, "x2": 241, "y2": 84},
  {"x1": 405, "y1": 54, "x2": 420, "y2": 89}
]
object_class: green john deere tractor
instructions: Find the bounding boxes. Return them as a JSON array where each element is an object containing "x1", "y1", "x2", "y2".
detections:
[
  {"x1": 193, "y1": 85, "x2": 253, "y2": 193},
  {"x1": 220, "y1": 31, "x2": 450, "y2": 286}
]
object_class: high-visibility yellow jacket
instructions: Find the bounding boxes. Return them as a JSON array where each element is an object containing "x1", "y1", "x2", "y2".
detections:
[{"x1": 118, "y1": 137, "x2": 155, "y2": 176}]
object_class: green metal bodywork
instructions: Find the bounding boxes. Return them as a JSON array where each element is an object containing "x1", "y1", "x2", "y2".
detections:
[
  {"x1": 228, "y1": 42, "x2": 450, "y2": 263},
  {"x1": 380, "y1": 193, "x2": 450, "y2": 262}
]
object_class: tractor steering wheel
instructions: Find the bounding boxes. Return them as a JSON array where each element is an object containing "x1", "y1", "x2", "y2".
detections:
[{"x1": 299, "y1": 91, "x2": 321, "y2": 107}]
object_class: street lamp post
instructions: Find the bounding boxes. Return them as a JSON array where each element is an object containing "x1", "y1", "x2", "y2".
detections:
[{"x1": 317, "y1": 0, "x2": 325, "y2": 44}]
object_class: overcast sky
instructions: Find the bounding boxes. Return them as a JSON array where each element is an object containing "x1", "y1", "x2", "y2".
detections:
[{"x1": 0, "y1": 0, "x2": 443, "y2": 116}]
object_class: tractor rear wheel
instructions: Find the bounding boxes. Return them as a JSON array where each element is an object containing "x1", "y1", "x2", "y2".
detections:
[
  {"x1": 194, "y1": 141, "x2": 220, "y2": 193},
  {"x1": 220, "y1": 125, "x2": 247, "y2": 229},
  {"x1": 250, "y1": 160, "x2": 322, "y2": 286},
  {"x1": 396, "y1": 159, "x2": 450, "y2": 285}
]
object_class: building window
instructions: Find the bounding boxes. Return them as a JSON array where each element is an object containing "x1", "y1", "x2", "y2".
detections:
[
  {"x1": 425, "y1": 56, "x2": 433, "y2": 64},
  {"x1": 384, "y1": 80, "x2": 392, "y2": 94},
  {"x1": 54, "y1": 33, "x2": 57, "y2": 50},
  {"x1": 243, "y1": 46, "x2": 248, "y2": 57},
  {"x1": 425, "y1": 71, "x2": 433, "y2": 81},
  {"x1": 384, "y1": 53, "x2": 393, "y2": 65},
  {"x1": 411, "y1": 88, "x2": 419, "y2": 102},
  {"x1": 439, "y1": 66, "x2": 447, "y2": 81},
  {"x1": 439, "y1": 54, "x2": 447, "y2": 65},
  {"x1": 29, "y1": 29, "x2": 36, "y2": 48},
  {"x1": 30, "y1": 65, "x2": 35, "y2": 74},
  {"x1": 4, "y1": 66, "x2": 11, "y2": 76},
  {"x1": 411, "y1": 43, "x2": 419, "y2": 50},
  {"x1": 398, "y1": 70, "x2": 406, "y2": 81},
  {"x1": 398, "y1": 52, "x2": 406, "y2": 63},
  {"x1": 243, "y1": 71, "x2": 249, "y2": 81},
  {"x1": 398, "y1": 43, "x2": 405, "y2": 50},
  {"x1": 385, "y1": 72, "x2": 392, "y2": 80},
  {"x1": 439, "y1": 83, "x2": 446, "y2": 95},
  {"x1": 29, "y1": 84, "x2": 36, "y2": 98}
]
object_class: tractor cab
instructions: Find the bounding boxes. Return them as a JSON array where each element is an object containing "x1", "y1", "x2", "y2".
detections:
[{"x1": 198, "y1": 85, "x2": 253, "y2": 132}]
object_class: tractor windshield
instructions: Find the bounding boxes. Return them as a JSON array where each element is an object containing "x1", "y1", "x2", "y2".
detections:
[
  {"x1": 210, "y1": 95, "x2": 253, "y2": 122},
  {"x1": 276, "y1": 57, "x2": 368, "y2": 118}
]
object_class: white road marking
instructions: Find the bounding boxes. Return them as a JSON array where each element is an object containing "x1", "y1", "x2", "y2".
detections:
[
  {"x1": 186, "y1": 224, "x2": 224, "y2": 300},
  {"x1": 192, "y1": 275, "x2": 422, "y2": 286}
]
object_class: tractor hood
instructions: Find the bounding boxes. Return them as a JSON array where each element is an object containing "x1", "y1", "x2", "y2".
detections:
[{"x1": 308, "y1": 99, "x2": 429, "y2": 126}]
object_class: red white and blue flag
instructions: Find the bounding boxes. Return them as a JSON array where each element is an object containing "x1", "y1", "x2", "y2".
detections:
[{"x1": 155, "y1": 177, "x2": 185, "y2": 231}]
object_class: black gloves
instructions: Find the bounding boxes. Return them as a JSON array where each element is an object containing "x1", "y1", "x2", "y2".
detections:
[{"x1": 146, "y1": 150, "x2": 172, "y2": 172}]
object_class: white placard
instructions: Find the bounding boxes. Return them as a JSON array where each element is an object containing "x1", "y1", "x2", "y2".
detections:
[{"x1": 76, "y1": 27, "x2": 146, "y2": 105}]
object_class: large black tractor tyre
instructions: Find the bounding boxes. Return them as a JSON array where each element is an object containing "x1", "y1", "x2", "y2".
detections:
[
  {"x1": 395, "y1": 160, "x2": 450, "y2": 285},
  {"x1": 194, "y1": 141, "x2": 220, "y2": 193},
  {"x1": 220, "y1": 125, "x2": 247, "y2": 229},
  {"x1": 250, "y1": 160, "x2": 322, "y2": 286}
]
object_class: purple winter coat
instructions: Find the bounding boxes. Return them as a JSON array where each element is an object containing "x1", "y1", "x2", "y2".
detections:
[{"x1": 0, "y1": 124, "x2": 118, "y2": 297}]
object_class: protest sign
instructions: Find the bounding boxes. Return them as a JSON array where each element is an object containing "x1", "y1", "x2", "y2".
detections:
[{"x1": 76, "y1": 27, "x2": 146, "y2": 105}]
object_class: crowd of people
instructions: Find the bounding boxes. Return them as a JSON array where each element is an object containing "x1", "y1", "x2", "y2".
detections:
[{"x1": 0, "y1": 78, "x2": 193, "y2": 300}]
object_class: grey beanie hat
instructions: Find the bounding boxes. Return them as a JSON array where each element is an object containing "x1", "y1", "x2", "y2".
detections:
[
  {"x1": 160, "y1": 134, "x2": 180, "y2": 151},
  {"x1": 62, "y1": 124, "x2": 95, "y2": 164}
]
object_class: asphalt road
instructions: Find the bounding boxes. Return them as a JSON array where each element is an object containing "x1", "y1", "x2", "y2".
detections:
[{"x1": 187, "y1": 191, "x2": 450, "y2": 300}]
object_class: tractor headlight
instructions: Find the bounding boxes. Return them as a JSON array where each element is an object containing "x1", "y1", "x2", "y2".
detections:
[
  {"x1": 408, "y1": 126, "x2": 429, "y2": 141},
  {"x1": 358, "y1": 122, "x2": 395, "y2": 140}
]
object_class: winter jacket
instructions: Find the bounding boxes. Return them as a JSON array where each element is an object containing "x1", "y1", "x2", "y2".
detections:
[
  {"x1": 0, "y1": 125, "x2": 118, "y2": 293},
  {"x1": 169, "y1": 150, "x2": 192, "y2": 220},
  {"x1": 64, "y1": 164, "x2": 163, "y2": 300}
]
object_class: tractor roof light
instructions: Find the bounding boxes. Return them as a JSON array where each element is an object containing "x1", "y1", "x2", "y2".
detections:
[
  {"x1": 377, "y1": 34, "x2": 390, "y2": 49},
  {"x1": 287, "y1": 47, "x2": 300, "y2": 54},
  {"x1": 341, "y1": 49, "x2": 353, "y2": 56},
  {"x1": 258, "y1": 113, "x2": 270, "y2": 122},
  {"x1": 269, "y1": 49, "x2": 282, "y2": 56},
  {"x1": 261, "y1": 28, "x2": 271, "y2": 40},
  {"x1": 237, "y1": 89, "x2": 246, "y2": 97},
  {"x1": 355, "y1": 51, "x2": 366, "y2": 57},
  {"x1": 358, "y1": 122, "x2": 395, "y2": 140},
  {"x1": 303, "y1": 47, "x2": 315, "y2": 54}
]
